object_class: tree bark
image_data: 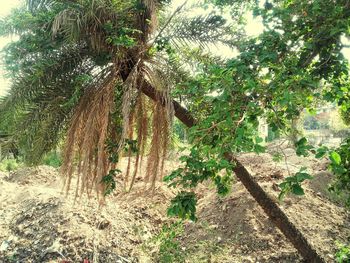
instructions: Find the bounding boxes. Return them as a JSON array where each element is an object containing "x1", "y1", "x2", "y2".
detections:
[
  {"x1": 140, "y1": 82, "x2": 196, "y2": 127},
  {"x1": 139, "y1": 81, "x2": 325, "y2": 263}
]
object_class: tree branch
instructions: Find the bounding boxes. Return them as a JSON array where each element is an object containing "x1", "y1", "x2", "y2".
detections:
[{"x1": 139, "y1": 80, "x2": 325, "y2": 263}]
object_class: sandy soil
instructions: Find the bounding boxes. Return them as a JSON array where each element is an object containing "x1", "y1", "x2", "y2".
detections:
[{"x1": 0, "y1": 148, "x2": 349, "y2": 262}]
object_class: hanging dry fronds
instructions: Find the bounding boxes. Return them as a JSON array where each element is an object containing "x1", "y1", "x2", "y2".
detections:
[
  {"x1": 124, "y1": 110, "x2": 134, "y2": 190},
  {"x1": 128, "y1": 91, "x2": 149, "y2": 191},
  {"x1": 55, "y1": 0, "x2": 178, "y2": 196},
  {"x1": 61, "y1": 75, "x2": 117, "y2": 200},
  {"x1": 145, "y1": 99, "x2": 171, "y2": 192},
  {"x1": 119, "y1": 64, "x2": 141, "y2": 153}
]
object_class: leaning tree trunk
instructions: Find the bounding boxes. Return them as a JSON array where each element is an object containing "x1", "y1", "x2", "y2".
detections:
[{"x1": 139, "y1": 82, "x2": 325, "y2": 263}]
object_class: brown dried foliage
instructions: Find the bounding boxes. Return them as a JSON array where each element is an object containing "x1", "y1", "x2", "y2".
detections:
[
  {"x1": 61, "y1": 76, "x2": 117, "y2": 200},
  {"x1": 128, "y1": 92, "x2": 149, "y2": 191},
  {"x1": 145, "y1": 100, "x2": 171, "y2": 192},
  {"x1": 60, "y1": 0, "x2": 175, "y2": 196}
]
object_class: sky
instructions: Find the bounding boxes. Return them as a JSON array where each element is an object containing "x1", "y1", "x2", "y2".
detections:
[
  {"x1": 0, "y1": 0, "x2": 349, "y2": 97},
  {"x1": 0, "y1": 0, "x2": 22, "y2": 96}
]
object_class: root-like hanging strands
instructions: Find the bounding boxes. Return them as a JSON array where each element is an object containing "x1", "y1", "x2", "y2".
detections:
[
  {"x1": 61, "y1": 76, "x2": 117, "y2": 200},
  {"x1": 128, "y1": 92, "x2": 148, "y2": 191},
  {"x1": 145, "y1": 100, "x2": 171, "y2": 192},
  {"x1": 124, "y1": 110, "x2": 134, "y2": 190}
]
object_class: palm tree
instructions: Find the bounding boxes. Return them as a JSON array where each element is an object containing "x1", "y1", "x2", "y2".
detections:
[{"x1": 0, "y1": 0, "x2": 244, "y2": 195}]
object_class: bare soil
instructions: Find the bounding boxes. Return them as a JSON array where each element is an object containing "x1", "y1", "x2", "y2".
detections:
[{"x1": 0, "y1": 148, "x2": 349, "y2": 262}]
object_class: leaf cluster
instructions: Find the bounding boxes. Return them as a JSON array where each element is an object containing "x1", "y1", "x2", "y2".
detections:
[
  {"x1": 278, "y1": 167, "x2": 313, "y2": 200},
  {"x1": 329, "y1": 138, "x2": 350, "y2": 206},
  {"x1": 100, "y1": 168, "x2": 121, "y2": 196},
  {"x1": 166, "y1": 191, "x2": 197, "y2": 222},
  {"x1": 166, "y1": 0, "x2": 350, "y2": 219}
]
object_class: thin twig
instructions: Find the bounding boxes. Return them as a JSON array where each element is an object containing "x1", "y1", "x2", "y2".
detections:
[{"x1": 278, "y1": 144, "x2": 291, "y2": 176}]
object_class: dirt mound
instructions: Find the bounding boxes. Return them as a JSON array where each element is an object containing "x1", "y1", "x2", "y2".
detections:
[
  {"x1": 5, "y1": 166, "x2": 59, "y2": 186},
  {"x1": 0, "y1": 195, "x2": 156, "y2": 262},
  {"x1": 6, "y1": 197, "x2": 63, "y2": 262},
  {"x1": 0, "y1": 150, "x2": 349, "y2": 262},
  {"x1": 164, "y1": 151, "x2": 349, "y2": 263},
  {"x1": 182, "y1": 187, "x2": 302, "y2": 263},
  {"x1": 0, "y1": 166, "x2": 172, "y2": 263}
]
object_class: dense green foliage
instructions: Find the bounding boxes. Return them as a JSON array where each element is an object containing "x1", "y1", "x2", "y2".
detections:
[
  {"x1": 0, "y1": 158, "x2": 21, "y2": 172},
  {"x1": 42, "y1": 151, "x2": 62, "y2": 168},
  {"x1": 152, "y1": 222, "x2": 186, "y2": 263},
  {"x1": 329, "y1": 138, "x2": 350, "y2": 206},
  {"x1": 336, "y1": 242, "x2": 350, "y2": 263},
  {"x1": 164, "y1": 0, "x2": 350, "y2": 218}
]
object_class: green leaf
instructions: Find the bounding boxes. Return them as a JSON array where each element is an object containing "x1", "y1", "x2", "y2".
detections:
[
  {"x1": 296, "y1": 172, "x2": 313, "y2": 182},
  {"x1": 330, "y1": 151, "x2": 341, "y2": 165},
  {"x1": 296, "y1": 137, "x2": 307, "y2": 147},
  {"x1": 167, "y1": 191, "x2": 197, "y2": 222},
  {"x1": 315, "y1": 146, "x2": 328, "y2": 159},
  {"x1": 254, "y1": 144, "x2": 266, "y2": 154},
  {"x1": 255, "y1": 136, "x2": 264, "y2": 143},
  {"x1": 291, "y1": 184, "x2": 305, "y2": 196},
  {"x1": 279, "y1": 182, "x2": 288, "y2": 188}
]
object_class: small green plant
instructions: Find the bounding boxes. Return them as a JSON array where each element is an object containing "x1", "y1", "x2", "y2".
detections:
[
  {"x1": 42, "y1": 151, "x2": 62, "y2": 168},
  {"x1": 0, "y1": 159, "x2": 20, "y2": 172},
  {"x1": 154, "y1": 222, "x2": 186, "y2": 263},
  {"x1": 272, "y1": 152, "x2": 283, "y2": 162},
  {"x1": 335, "y1": 242, "x2": 350, "y2": 263},
  {"x1": 295, "y1": 137, "x2": 314, "y2": 157}
]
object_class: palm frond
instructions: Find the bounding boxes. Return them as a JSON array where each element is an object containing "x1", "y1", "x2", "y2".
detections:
[
  {"x1": 163, "y1": 13, "x2": 244, "y2": 49},
  {"x1": 0, "y1": 0, "x2": 240, "y2": 195},
  {"x1": 26, "y1": 0, "x2": 70, "y2": 11},
  {"x1": 50, "y1": 0, "x2": 137, "y2": 52}
]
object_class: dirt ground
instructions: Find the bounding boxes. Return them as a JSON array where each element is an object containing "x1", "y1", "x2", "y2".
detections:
[{"x1": 0, "y1": 146, "x2": 349, "y2": 262}]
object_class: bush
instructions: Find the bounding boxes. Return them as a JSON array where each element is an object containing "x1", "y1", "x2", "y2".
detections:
[
  {"x1": 335, "y1": 242, "x2": 350, "y2": 263},
  {"x1": 0, "y1": 159, "x2": 20, "y2": 172},
  {"x1": 154, "y1": 222, "x2": 186, "y2": 263},
  {"x1": 42, "y1": 151, "x2": 62, "y2": 168},
  {"x1": 329, "y1": 138, "x2": 350, "y2": 207}
]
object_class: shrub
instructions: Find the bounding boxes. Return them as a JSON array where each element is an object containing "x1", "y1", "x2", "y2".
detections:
[
  {"x1": 42, "y1": 151, "x2": 62, "y2": 168},
  {"x1": 155, "y1": 222, "x2": 186, "y2": 263},
  {"x1": 0, "y1": 159, "x2": 20, "y2": 172},
  {"x1": 335, "y1": 242, "x2": 350, "y2": 263}
]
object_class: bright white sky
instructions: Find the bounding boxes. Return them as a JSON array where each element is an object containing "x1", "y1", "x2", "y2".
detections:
[
  {"x1": 0, "y1": 0, "x2": 349, "y2": 97},
  {"x1": 0, "y1": 0, "x2": 22, "y2": 96}
]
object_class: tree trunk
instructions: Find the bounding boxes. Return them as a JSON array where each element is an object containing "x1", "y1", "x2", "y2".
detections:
[{"x1": 139, "y1": 81, "x2": 325, "y2": 263}]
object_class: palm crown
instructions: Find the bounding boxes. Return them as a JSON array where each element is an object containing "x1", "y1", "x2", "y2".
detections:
[{"x1": 0, "y1": 0, "x2": 245, "y2": 196}]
